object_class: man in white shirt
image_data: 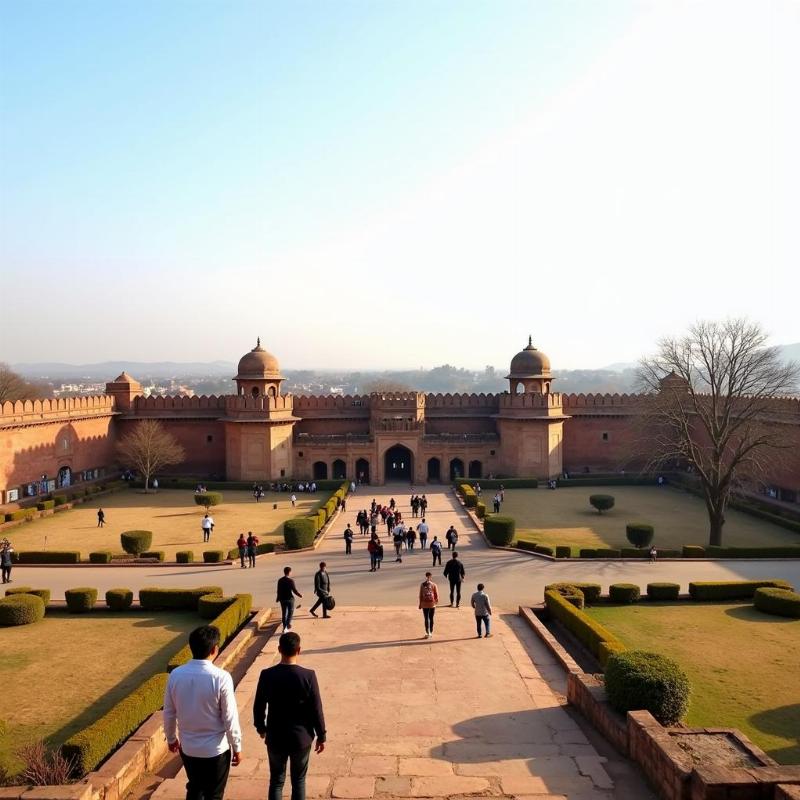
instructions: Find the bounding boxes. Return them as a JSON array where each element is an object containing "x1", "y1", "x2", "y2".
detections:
[
  {"x1": 201, "y1": 514, "x2": 214, "y2": 543},
  {"x1": 164, "y1": 626, "x2": 242, "y2": 800}
]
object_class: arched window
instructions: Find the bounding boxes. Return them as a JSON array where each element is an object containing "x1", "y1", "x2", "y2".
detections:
[{"x1": 251, "y1": 386, "x2": 260, "y2": 398}]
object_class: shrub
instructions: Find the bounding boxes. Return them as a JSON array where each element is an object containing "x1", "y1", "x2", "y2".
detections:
[
  {"x1": 176, "y1": 551, "x2": 194, "y2": 563},
  {"x1": 475, "y1": 502, "x2": 486, "y2": 519},
  {"x1": 626, "y1": 523, "x2": 654, "y2": 549},
  {"x1": 89, "y1": 551, "x2": 113, "y2": 564},
  {"x1": 682, "y1": 545, "x2": 706, "y2": 558},
  {"x1": 546, "y1": 582, "x2": 603, "y2": 604},
  {"x1": 139, "y1": 586, "x2": 222, "y2": 610},
  {"x1": 589, "y1": 494, "x2": 615, "y2": 514},
  {"x1": 4, "y1": 508, "x2": 36, "y2": 522},
  {"x1": 604, "y1": 650, "x2": 690, "y2": 726},
  {"x1": 6, "y1": 586, "x2": 51, "y2": 605},
  {"x1": 120, "y1": 530, "x2": 153, "y2": 556},
  {"x1": 609, "y1": 583, "x2": 641, "y2": 604},
  {"x1": 457, "y1": 478, "x2": 538, "y2": 489},
  {"x1": 620, "y1": 548, "x2": 648, "y2": 559},
  {"x1": 753, "y1": 587, "x2": 800, "y2": 618},
  {"x1": 689, "y1": 579, "x2": 793, "y2": 601},
  {"x1": 105, "y1": 588, "x2": 133, "y2": 611},
  {"x1": 194, "y1": 491, "x2": 223, "y2": 510},
  {"x1": 596, "y1": 548, "x2": 622, "y2": 558},
  {"x1": 705, "y1": 546, "x2": 800, "y2": 559},
  {"x1": 197, "y1": 594, "x2": 236, "y2": 620},
  {"x1": 534, "y1": 544, "x2": 554, "y2": 557},
  {"x1": 544, "y1": 590, "x2": 624, "y2": 666},
  {"x1": 484, "y1": 516, "x2": 515, "y2": 546},
  {"x1": 53, "y1": 495, "x2": 68, "y2": 507},
  {"x1": 61, "y1": 672, "x2": 167, "y2": 776},
  {"x1": 516, "y1": 540, "x2": 538, "y2": 552},
  {"x1": 549, "y1": 584, "x2": 584, "y2": 609},
  {"x1": 65, "y1": 587, "x2": 97, "y2": 613},
  {"x1": 0, "y1": 594, "x2": 45, "y2": 626},
  {"x1": 579, "y1": 548, "x2": 597, "y2": 559},
  {"x1": 203, "y1": 550, "x2": 225, "y2": 563},
  {"x1": 141, "y1": 550, "x2": 165, "y2": 562},
  {"x1": 284, "y1": 518, "x2": 316, "y2": 549},
  {"x1": 647, "y1": 582, "x2": 681, "y2": 601},
  {"x1": 16, "y1": 551, "x2": 80, "y2": 564},
  {"x1": 555, "y1": 546, "x2": 572, "y2": 558},
  {"x1": 460, "y1": 484, "x2": 478, "y2": 508},
  {"x1": 36, "y1": 500, "x2": 55, "y2": 511}
]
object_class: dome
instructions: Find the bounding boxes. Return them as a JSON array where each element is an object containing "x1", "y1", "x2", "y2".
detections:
[
  {"x1": 507, "y1": 336, "x2": 551, "y2": 378},
  {"x1": 236, "y1": 338, "x2": 281, "y2": 379}
]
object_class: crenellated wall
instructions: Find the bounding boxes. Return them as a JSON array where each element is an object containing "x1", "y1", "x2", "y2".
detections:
[{"x1": 0, "y1": 395, "x2": 116, "y2": 425}]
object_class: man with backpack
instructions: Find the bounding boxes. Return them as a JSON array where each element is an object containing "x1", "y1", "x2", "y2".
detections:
[
  {"x1": 443, "y1": 552, "x2": 466, "y2": 608},
  {"x1": 430, "y1": 536, "x2": 442, "y2": 566},
  {"x1": 418, "y1": 571, "x2": 439, "y2": 639},
  {"x1": 393, "y1": 528, "x2": 404, "y2": 563},
  {"x1": 417, "y1": 519, "x2": 428, "y2": 550}
]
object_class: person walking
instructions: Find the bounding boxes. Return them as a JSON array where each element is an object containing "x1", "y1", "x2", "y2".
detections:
[
  {"x1": 163, "y1": 625, "x2": 242, "y2": 800},
  {"x1": 201, "y1": 513, "x2": 214, "y2": 543},
  {"x1": 309, "y1": 562, "x2": 332, "y2": 618},
  {"x1": 246, "y1": 532, "x2": 259, "y2": 568},
  {"x1": 417, "y1": 519, "x2": 428, "y2": 549},
  {"x1": 153, "y1": 478, "x2": 159, "y2": 493},
  {"x1": 471, "y1": 583, "x2": 493, "y2": 638},
  {"x1": 418, "y1": 571, "x2": 439, "y2": 639},
  {"x1": 449, "y1": 527, "x2": 459, "y2": 550},
  {"x1": 367, "y1": 536, "x2": 378, "y2": 572},
  {"x1": 343, "y1": 524, "x2": 354, "y2": 555},
  {"x1": 375, "y1": 538, "x2": 384, "y2": 570},
  {"x1": 393, "y1": 528, "x2": 404, "y2": 563},
  {"x1": 253, "y1": 632, "x2": 326, "y2": 800},
  {"x1": 649, "y1": 545, "x2": 658, "y2": 563},
  {"x1": 493, "y1": 494, "x2": 501, "y2": 514},
  {"x1": 276, "y1": 567, "x2": 303, "y2": 632},
  {"x1": 420, "y1": 495, "x2": 428, "y2": 515},
  {"x1": 443, "y1": 551, "x2": 465, "y2": 608},
  {"x1": 406, "y1": 526, "x2": 416, "y2": 551},
  {"x1": 430, "y1": 536, "x2": 442, "y2": 567},
  {"x1": 237, "y1": 533, "x2": 248, "y2": 569},
  {"x1": 97, "y1": 508, "x2": 105, "y2": 528},
  {"x1": 445, "y1": 527, "x2": 453, "y2": 550},
  {"x1": 1, "y1": 540, "x2": 13, "y2": 584}
]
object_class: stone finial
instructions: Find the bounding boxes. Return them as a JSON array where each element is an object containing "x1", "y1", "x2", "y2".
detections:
[
  {"x1": 528, "y1": 335, "x2": 533, "y2": 347},
  {"x1": 257, "y1": 337, "x2": 261, "y2": 348}
]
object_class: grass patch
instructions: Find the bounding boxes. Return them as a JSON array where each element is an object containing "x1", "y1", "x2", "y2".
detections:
[
  {"x1": 8, "y1": 488, "x2": 322, "y2": 560},
  {"x1": 586, "y1": 602, "x2": 800, "y2": 763},
  {"x1": 0, "y1": 609, "x2": 197, "y2": 775},
  {"x1": 506, "y1": 486, "x2": 800, "y2": 555}
]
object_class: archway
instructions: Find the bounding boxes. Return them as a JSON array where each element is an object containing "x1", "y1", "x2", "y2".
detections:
[
  {"x1": 313, "y1": 461, "x2": 328, "y2": 480},
  {"x1": 355, "y1": 458, "x2": 370, "y2": 484},
  {"x1": 332, "y1": 459, "x2": 347, "y2": 480},
  {"x1": 384, "y1": 445, "x2": 413, "y2": 482},
  {"x1": 468, "y1": 460, "x2": 482, "y2": 479},
  {"x1": 449, "y1": 458, "x2": 464, "y2": 481},
  {"x1": 427, "y1": 457, "x2": 441, "y2": 482},
  {"x1": 251, "y1": 386, "x2": 260, "y2": 398},
  {"x1": 57, "y1": 466, "x2": 72, "y2": 488}
]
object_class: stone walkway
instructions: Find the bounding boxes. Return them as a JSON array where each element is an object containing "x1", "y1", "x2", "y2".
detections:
[{"x1": 152, "y1": 605, "x2": 617, "y2": 800}]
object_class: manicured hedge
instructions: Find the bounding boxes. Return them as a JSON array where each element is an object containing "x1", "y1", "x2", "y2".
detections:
[
  {"x1": 15, "y1": 550, "x2": 81, "y2": 564},
  {"x1": 120, "y1": 530, "x2": 153, "y2": 556},
  {"x1": 589, "y1": 494, "x2": 615, "y2": 513},
  {"x1": 484, "y1": 516, "x2": 515, "y2": 546},
  {"x1": 546, "y1": 582, "x2": 602, "y2": 604},
  {"x1": 647, "y1": 582, "x2": 681, "y2": 601},
  {"x1": 105, "y1": 588, "x2": 134, "y2": 611},
  {"x1": 544, "y1": 589, "x2": 624, "y2": 667},
  {"x1": 753, "y1": 587, "x2": 800, "y2": 618},
  {"x1": 705, "y1": 546, "x2": 800, "y2": 559},
  {"x1": 36, "y1": 499, "x2": 55, "y2": 511},
  {"x1": 626, "y1": 523, "x2": 654, "y2": 548},
  {"x1": 620, "y1": 548, "x2": 649, "y2": 559},
  {"x1": 6, "y1": 586, "x2": 51, "y2": 605},
  {"x1": 682, "y1": 545, "x2": 705, "y2": 558},
  {"x1": 141, "y1": 550, "x2": 166, "y2": 562},
  {"x1": 534, "y1": 544, "x2": 554, "y2": 557},
  {"x1": 0, "y1": 593, "x2": 45, "y2": 626},
  {"x1": 688, "y1": 579, "x2": 794, "y2": 601},
  {"x1": 609, "y1": 583, "x2": 641, "y2": 604},
  {"x1": 556, "y1": 546, "x2": 571, "y2": 558},
  {"x1": 65, "y1": 587, "x2": 98, "y2": 613},
  {"x1": 53, "y1": 494, "x2": 68, "y2": 507},
  {"x1": 516, "y1": 540, "x2": 538, "y2": 552},
  {"x1": 4, "y1": 508, "x2": 36, "y2": 522},
  {"x1": 596, "y1": 548, "x2": 622, "y2": 558},
  {"x1": 176, "y1": 551, "x2": 194, "y2": 563},
  {"x1": 197, "y1": 594, "x2": 236, "y2": 620},
  {"x1": 284, "y1": 518, "x2": 316, "y2": 549},
  {"x1": 456, "y1": 478, "x2": 538, "y2": 489},
  {"x1": 194, "y1": 491, "x2": 223, "y2": 509},
  {"x1": 89, "y1": 550, "x2": 113, "y2": 564},
  {"x1": 139, "y1": 586, "x2": 222, "y2": 611},
  {"x1": 579, "y1": 548, "x2": 597, "y2": 559},
  {"x1": 604, "y1": 650, "x2": 690, "y2": 726},
  {"x1": 202, "y1": 550, "x2": 225, "y2": 563},
  {"x1": 560, "y1": 477, "x2": 658, "y2": 487},
  {"x1": 459, "y1": 484, "x2": 478, "y2": 508},
  {"x1": 475, "y1": 502, "x2": 486, "y2": 519},
  {"x1": 62, "y1": 671, "x2": 168, "y2": 775},
  {"x1": 548, "y1": 583, "x2": 585, "y2": 609}
]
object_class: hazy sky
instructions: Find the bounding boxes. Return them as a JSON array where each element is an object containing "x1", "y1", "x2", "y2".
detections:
[{"x1": 1, "y1": 0, "x2": 797, "y2": 370}]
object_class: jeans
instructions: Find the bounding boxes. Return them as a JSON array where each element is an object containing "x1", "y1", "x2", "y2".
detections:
[
  {"x1": 369, "y1": 552, "x2": 378, "y2": 570},
  {"x1": 476, "y1": 615, "x2": 490, "y2": 636},
  {"x1": 248, "y1": 550, "x2": 256, "y2": 568},
  {"x1": 1, "y1": 566, "x2": 10, "y2": 583},
  {"x1": 181, "y1": 749, "x2": 231, "y2": 800},
  {"x1": 449, "y1": 580, "x2": 462, "y2": 606},
  {"x1": 432, "y1": 551, "x2": 441, "y2": 566},
  {"x1": 239, "y1": 548, "x2": 247, "y2": 567},
  {"x1": 345, "y1": 541, "x2": 352, "y2": 554},
  {"x1": 280, "y1": 599, "x2": 295, "y2": 629},
  {"x1": 267, "y1": 746, "x2": 312, "y2": 800},
  {"x1": 203, "y1": 529, "x2": 211, "y2": 542},
  {"x1": 419, "y1": 536, "x2": 427, "y2": 549},
  {"x1": 422, "y1": 607, "x2": 435, "y2": 633}
]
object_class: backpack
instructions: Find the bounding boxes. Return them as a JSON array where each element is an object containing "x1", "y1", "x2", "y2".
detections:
[{"x1": 421, "y1": 582, "x2": 435, "y2": 604}]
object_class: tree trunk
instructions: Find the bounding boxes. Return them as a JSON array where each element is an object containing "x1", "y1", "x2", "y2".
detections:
[{"x1": 708, "y1": 507, "x2": 725, "y2": 547}]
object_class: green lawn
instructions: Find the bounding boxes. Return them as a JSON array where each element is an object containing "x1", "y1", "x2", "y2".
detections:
[
  {"x1": 502, "y1": 486, "x2": 799, "y2": 554},
  {"x1": 8, "y1": 488, "x2": 322, "y2": 560},
  {"x1": 586, "y1": 602, "x2": 800, "y2": 763},
  {"x1": 0, "y1": 609, "x2": 198, "y2": 776}
]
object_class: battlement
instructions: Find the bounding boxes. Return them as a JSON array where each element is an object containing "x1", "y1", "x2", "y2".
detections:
[
  {"x1": 562, "y1": 392, "x2": 643, "y2": 409},
  {"x1": 132, "y1": 394, "x2": 228, "y2": 412},
  {"x1": 497, "y1": 392, "x2": 564, "y2": 409},
  {"x1": 294, "y1": 394, "x2": 371, "y2": 411},
  {"x1": 0, "y1": 395, "x2": 116, "y2": 426},
  {"x1": 425, "y1": 392, "x2": 499, "y2": 408},
  {"x1": 224, "y1": 394, "x2": 293, "y2": 412}
]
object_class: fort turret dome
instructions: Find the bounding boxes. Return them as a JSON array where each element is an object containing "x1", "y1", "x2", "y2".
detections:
[
  {"x1": 236, "y1": 338, "x2": 281, "y2": 379},
  {"x1": 507, "y1": 336, "x2": 551, "y2": 378}
]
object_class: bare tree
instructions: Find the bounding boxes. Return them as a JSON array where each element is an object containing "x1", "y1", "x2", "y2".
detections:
[
  {"x1": 116, "y1": 419, "x2": 185, "y2": 491},
  {"x1": 639, "y1": 319, "x2": 799, "y2": 546},
  {"x1": 0, "y1": 363, "x2": 50, "y2": 403}
]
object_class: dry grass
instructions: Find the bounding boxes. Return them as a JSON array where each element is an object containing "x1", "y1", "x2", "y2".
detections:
[
  {"x1": 7, "y1": 488, "x2": 321, "y2": 559},
  {"x1": 587, "y1": 602, "x2": 800, "y2": 763},
  {"x1": 0, "y1": 609, "x2": 198, "y2": 776},
  {"x1": 504, "y1": 486, "x2": 800, "y2": 553}
]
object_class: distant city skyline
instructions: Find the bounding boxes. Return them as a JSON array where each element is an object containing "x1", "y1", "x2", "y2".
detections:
[{"x1": 1, "y1": 1, "x2": 797, "y2": 369}]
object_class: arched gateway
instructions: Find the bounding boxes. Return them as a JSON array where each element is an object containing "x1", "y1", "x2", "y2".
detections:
[{"x1": 384, "y1": 445, "x2": 413, "y2": 482}]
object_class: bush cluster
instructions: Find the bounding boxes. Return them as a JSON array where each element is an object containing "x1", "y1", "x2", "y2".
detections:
[
  {"x1": 609, "y1": 583, "x2": 641, "y2": 604},
  {"x1": 456, "y1": 478, "x2": 538, "y2": 489},
  {"x1": 604, "y1": 650, "x2": 690, "y2": 726},
  {"x1": 141, "y1": 550, "x2": 166, "y2": 562},
  {"x1": 475, "y1": 502, "x2": 486, "y2": 519},
  {"x1": 688, "y1": 579, "x2": 793, "y2": 601},
  {"x1": 546, "y1": 582, "x2": 602, "y2": 603},
  {"x1": 0, "y1": 593, "x2": 45, "y2": 626},
  {"x1": 753, "y1": 587, "x2": 800, "y2": 618},
  {"x1": 596, "y1": 548, "x2": 622, "y2": 558},
  {"x1": 646, "y1": 582, "x2": 680, "y2": 601},
  {"x1": 284, "y1": 518, "x2": 316, "y2": 550},
  {"x1": 176, "y1": 551, "x2": 194, "y2": 563},
  {"x1": 89, "y1": 551, "x2": 113, "y2": 564},
  {"x1": 589, "y1": 494, "x2": 615, "y2": 514},
  {"x1": 682, "y1": 545, "x2": 705, "y2": 557},
  {"x1": 120, "y1": 530, "x2": 153, "y2": 556},
  {"x1": 202, "y1": 550, "x2": 225, "y2": 563},
  {"x1": 198, "y1": 594, "x2": 236, "y2": 620},
  {"x1": 15, "y1": 551, "x2": 80, "y2": 564},
  {"x1": 139, "y1": 586, "x2": 223, "y2": 611},
  {"x1": 459, "y1": 484, "x2": 478, "y2": 508},
  {"x1": 3, "y1": 508, "x2": 36, "y2": 522},
  {"x1": 555, "y1": 546, "x2": 572, "y2": 558},
  {"x1": 36, "y1": 499, "x2": 55, "y2": 511},
  {"x1": 53, "y1": 495, "x2": 68, "y2": 507},
  {"x1": 6, "y1": 586, "x2": 51, "y2": 604},
  {"x1": 105, "y1": 588, "x2": 134, "y2": 611},
  {"x1": 65, "y1": 587, "x2": 97, "y2": 613},
  {"x1": 484, "y1": 516, "x2": 515, "y2": 546}
]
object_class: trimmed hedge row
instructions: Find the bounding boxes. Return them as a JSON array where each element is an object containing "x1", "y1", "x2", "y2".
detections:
[
  {"x1": 284, "y1": 518, "x2": 316, "y2": 550},
  {"x1": 4, "y1": 508, "x2": 36, "y2": 522},
  {"x1": 36, "y1": 499, "x2": 55, "y2": 511},
  {"x1": 0, "y1": 593, "x2": 45, "y2": 625},
  {"x1": 609, "y1": 583, "x2": 641, "y2": 604},
  {"x1": 176, "y1": 551, "x2": 194, "y2": 563},
  {"x1": 6, "y1": 586, "x2": 51, "y2": 604},
  {"x1": 456, "y1": 478, "x2": 539, "y2": 489},
  {"x1": 688, "y1": 579, "x2": 794, "y2": 601},
  {"x1": 89, "y1": 551, "x2": 113, "y2": 564},
  {"x1": 65, "y1": 587, "x2": 97, "y2": 613},
  {"x1": 753, "y1": 587, "x2": 800, "y2": 618},
  {"x1": 139, "y1": 586, "x2": 223, "y2": 611},
  {"x1": 484, "y1": 516, "x2": 515, "y2": 546},
  {"x1": 647, "y1": 582, "x2": 680, "y2": 601},
  {"x1": 131, "y1": 477, "x2": 346, "y2": 492},
  {"x1": 198, "y1": 594, "x2": 236, "y2": 620},
  {"x1": 546, "y1": 581, "x2": 602, "y2": 603},
  {"x1": 705, "y1": 546, "x2": 800, "y2": 559},
  {"x1": 141, "y1": 550, "x2": 166, "y2": 562},
  {"x1": 560, "y1": 476, "x2": 658, "y2": 487},
  {"x1": 459, "y1": 484, "x2": 478, "y2": 508},
  {"x1": 475, "y1": 502, "x2": 486, "y2": 519},
  {"x1": 203, "y1": 550, "x2": 225, "y2": 563},
  {"x1": 15, "y1": 550, "x2": 81, "y2": 564},
  {"x1": 225, "y1": 541, "x2": 277, "y2": 561},
  {"x1": 106, "y1": 588, "x2": 133, "y2": 610}
]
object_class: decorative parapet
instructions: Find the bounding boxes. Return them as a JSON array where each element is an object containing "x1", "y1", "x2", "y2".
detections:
[{"x1": 0, "y1": 395, "x2": 116, "y2": 428}]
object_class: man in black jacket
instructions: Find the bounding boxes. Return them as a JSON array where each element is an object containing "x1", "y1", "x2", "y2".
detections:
[
  {"x1": 253, "y1": 632, "x2": 326, "y2": 800},
  {"x1": 276, "y1": 566, "x2": 303, "y2": 633},
  {"x1": 443, "y1": 551, "x2": 466, "y2": 608},
  {"x1": 309, "y1": 562, "x2": 331, "y2": 618}
]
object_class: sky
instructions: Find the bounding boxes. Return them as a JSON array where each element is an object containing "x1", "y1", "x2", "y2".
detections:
[{"x1": 0, "y1": 0, "x2": 797, "y2": 370}]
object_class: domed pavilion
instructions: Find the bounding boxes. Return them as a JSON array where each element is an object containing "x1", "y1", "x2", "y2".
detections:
[
  {"x1": 234, "y1": 338, "x2": 284, "y2": 398},
  {"x1": 506, "y1": 336, "x2": 553, "y2": 394}
]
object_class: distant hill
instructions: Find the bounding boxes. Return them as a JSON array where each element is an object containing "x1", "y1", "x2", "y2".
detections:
[
  {"x1": 777, "y1": 343, "x2": 800, "y2": 364},
  {"x1": 11, "y1": 361, "x2": 235, "y2": 379}
]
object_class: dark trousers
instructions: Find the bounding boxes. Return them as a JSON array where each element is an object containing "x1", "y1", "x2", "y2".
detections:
[
  {"x1": 1, "y1": 566, "x2": 11, "y2": 583},
  {"x1": 181, "y1": 749, "x2": 231, "y2": 800},
  {"x1": 432, "y1": 551, "x2": 441, "y2": 566},
  {"x1": 248, "y1": 550, "x2": 256, "y2": 568},
  {"x1": 267, "y1": 746, "x2": 311, "y2": 800},
  {"x1": 280, "y1": 599, "x2": 295, "y2": 629},
  {"x1": 310, "y1": 594, "x2": 329, "y2": 617},
  {"x1": 203, "y1": 530, "x2": 211, "y2": 542},
  {"x1": 419, "y1": 536, "x2": 427, "y2": 549},
  {"x1": 369, "y1": 552, "x2": 377, "y2": 570},
  {"x1": 449, "y1": 580, "x2": 462, "y2": 606},
  {"x1": 345, "y1": 541, "x2": 352, "y2": 554},
  {"x1": 422, "y1": 607, "x2": 435, "y2": 633},
  {"x1": 239, "y1": 549, "x2": 247, "y2": 568}
]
